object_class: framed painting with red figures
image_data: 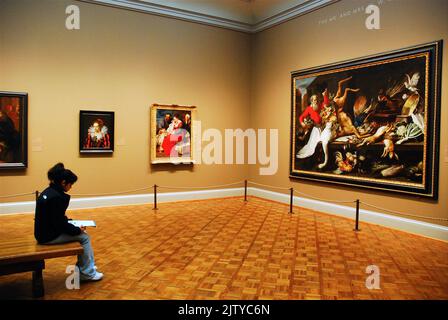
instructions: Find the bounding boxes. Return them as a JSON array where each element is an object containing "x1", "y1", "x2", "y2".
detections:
[
  {"x1": 151, "y1": 104, "x2": 196, "y2": 164},
  {"x1": 0, "y1": 91, "x2": 28, "y2": 169}
]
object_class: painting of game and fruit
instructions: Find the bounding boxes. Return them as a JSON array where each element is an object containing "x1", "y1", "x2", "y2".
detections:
[{"x1": 290, "y1": 41, "x2": 441, "y2": 198}]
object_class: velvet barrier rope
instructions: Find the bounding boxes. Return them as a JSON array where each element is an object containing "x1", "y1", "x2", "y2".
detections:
[{"x1": 1, "y1": 181, "x2": 446, "y2": 222}]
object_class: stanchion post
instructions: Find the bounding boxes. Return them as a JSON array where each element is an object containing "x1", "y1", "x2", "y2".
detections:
[
  {"x1": 35, "y1": 191, "x2": 39, "y2": 202},
  {"x1": 244, "y1": 180, "x2": 248, "y2": 202},
  {"x1": 354, "y1": 199, "x2": 360, "y2": 231},
  {"x1": 289, "y1": 188, "x2": 293, "y2": 214},
  {"x1": 153, "y1": 184, "x2": 158, "y2": 211}
]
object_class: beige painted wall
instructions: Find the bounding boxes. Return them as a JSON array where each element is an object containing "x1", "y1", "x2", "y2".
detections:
[
  {"x1": 249, "y1": 0, "x2": 448, "y2": 225},
  {"x1": 0, "y1": 0, "x2": 251, "y2": 202},
  {"x1": 1, "y1": 0, "x2": 446, "y2": 227}
]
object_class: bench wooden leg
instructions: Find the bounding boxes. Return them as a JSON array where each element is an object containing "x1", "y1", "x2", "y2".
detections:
[
  {"x1": 32, "y1": 260, "x2": 45, "y2": 298},
  {"x1": 32, "y1": 269, "x2": 44, "y2": 298}
]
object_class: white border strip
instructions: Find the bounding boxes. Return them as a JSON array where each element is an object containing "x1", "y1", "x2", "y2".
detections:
[
  {"x1": 1, "y1": 186, "x2": 446, "y2": 241},
  {"x1": 76, "y1": 0, "x2": 337, "y2": 33},
  {"x1": 248, "y1": 187, "x2": 448, "y2": 241},
  {"x1": 0, "y1": 188, "x2": 244, "y2": 215}
]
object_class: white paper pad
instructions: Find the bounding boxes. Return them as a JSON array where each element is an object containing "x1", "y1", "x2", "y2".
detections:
[{"x1": 68, "y1": 220, "x2": 96, "y2": 228}]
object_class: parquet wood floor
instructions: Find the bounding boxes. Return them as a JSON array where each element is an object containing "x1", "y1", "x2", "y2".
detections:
[{"x1": 0, "y1": 196, "x2": 447, "y2": 300}]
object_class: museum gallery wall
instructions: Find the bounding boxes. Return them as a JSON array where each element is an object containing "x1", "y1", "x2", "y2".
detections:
[
  {"x1": 1, "y1": 0, "x2": 447, "y2": 224},
  {"x1": 0, "y1": 0, "x2": 251, "y2": 200},
  {"x1": 249, "y1": 0, "x2": 447, "y2": 223}
]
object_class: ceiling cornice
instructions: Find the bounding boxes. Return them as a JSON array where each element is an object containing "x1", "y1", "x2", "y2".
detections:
[
  {"x1": 77, "y1": 0, "x2": 339, "y2": 33},
  {"x1": 77, "y1": 0, "x2": 253, "y2": 32},
  {"x1": 252, "y1": 0, "x2": 339, "y2": 33}
]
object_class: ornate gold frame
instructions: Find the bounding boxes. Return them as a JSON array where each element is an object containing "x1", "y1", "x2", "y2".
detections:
[
  {"x1": 290, "y1": 41, "x2": 442, "y2": 199},
  {"x1": 150, "y1": 104, "x2": 197, "y2": 164}
]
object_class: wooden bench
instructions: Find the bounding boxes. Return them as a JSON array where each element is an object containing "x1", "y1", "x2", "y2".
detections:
[{"x1": 0, "y1": 236, "x2": 83, "y2": 298}]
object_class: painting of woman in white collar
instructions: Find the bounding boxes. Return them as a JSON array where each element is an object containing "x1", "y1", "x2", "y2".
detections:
[
  {"x1": 79, "y1": 111, "x2": 114, "y2": 153},
  {"x1": 85, "y1": 118, "x2": 110, "y2": 149}
]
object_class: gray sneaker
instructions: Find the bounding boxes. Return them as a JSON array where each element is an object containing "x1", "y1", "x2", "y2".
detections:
[{"x1": 80, "y1": 271, "x2": 104, "y2": 282}]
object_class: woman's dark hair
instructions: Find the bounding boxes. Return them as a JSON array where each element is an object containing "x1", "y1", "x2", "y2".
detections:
[
  {"x1": 47, "y1": 163, "x2": 78, "y2": 185},
  {"x1": 47, "y1": 163, "x2": 65, "y2": 181}
]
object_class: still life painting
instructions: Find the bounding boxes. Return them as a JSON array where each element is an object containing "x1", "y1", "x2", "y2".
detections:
[{"x1": 290, "y1": 41, "x2": 442, "y2": 198}]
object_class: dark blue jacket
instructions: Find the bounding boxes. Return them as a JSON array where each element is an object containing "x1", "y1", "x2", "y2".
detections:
[{"x1": 34, "y1": 183, "x2": 81, "y2": 243}]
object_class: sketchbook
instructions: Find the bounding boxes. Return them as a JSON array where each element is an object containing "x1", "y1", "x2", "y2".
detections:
[{"x1": 68, "y1": 220, "x2": 96, "y2": 228}]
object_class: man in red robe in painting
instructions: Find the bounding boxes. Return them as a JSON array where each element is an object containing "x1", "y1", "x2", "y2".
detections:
[{"x1": 299, "y1": 88, "x2": 329, "y2": 128}]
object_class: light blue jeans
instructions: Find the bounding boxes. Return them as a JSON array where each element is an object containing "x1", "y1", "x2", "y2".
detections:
[{"x1": 45, "y1": 232, "x2": 96, "y2": 278}]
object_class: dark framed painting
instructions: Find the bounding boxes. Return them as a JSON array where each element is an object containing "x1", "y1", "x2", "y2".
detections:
[
  {"x1": 151, "y1": 104, "x2": 196, "y2": 164},
  {"x1": 0, "y1": 91, "x2": 28, "y2": 169},
  {"x1": 79, "y1": 110, "x2": 114, "y2": 153},
  {"x1": 290, "y1": 40, "x2": 442, "y2": 199}
]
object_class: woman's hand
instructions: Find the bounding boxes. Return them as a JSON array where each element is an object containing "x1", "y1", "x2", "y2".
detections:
[{"x1": 80, "y1": 226, "x2": 87, "y2": 232}]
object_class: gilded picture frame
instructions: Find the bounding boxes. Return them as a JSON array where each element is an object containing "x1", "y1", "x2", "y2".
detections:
[
  {"x1": 150, "y1": 104, "x2": 196, "y2": 164},
  {"x1": 290, "y1": 41, "x2": 442, "y2": 199}
]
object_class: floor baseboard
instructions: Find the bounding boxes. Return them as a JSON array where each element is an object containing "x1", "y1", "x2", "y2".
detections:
[
  {"x1": 1, "y1": 186, "x2": 446, "y2": 241},
  {"x1": 248, "y1": 187, "x2": 448, "y2": 241}
]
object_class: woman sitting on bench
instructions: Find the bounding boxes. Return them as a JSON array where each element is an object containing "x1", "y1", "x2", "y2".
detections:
[{"x1": 34, "y1": 163, "x2": 103, "y2": 281}]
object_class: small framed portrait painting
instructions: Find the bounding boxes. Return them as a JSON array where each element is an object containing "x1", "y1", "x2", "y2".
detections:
[
  {"x1": 79, "y1": 110, "x2": 114, "y2": 153},
  {"x1": 0, "y1": 91, "x2": 28, "y2": 169}
]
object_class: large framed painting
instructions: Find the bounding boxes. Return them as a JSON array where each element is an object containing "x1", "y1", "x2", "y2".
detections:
[
  {"x1": 290, "y1": 41, "x2": 442, "y2": 199},
  {"x1": 151, "y1": 104, "x2": 196, "y2": 164},
  {"x1": 79, "y1": 110, "x2": 114, "y2": 153},
  {"x1": 0, "y1": 91, "x2": 28, "y2": 169}
]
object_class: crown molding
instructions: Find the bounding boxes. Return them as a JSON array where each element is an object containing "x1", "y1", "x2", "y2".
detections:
[
  {"x1": 77, "y1": 0, "x2": 253, "y2": 32},
  {"x1": 252, "y1": 0, "x2": 339, "y2": 32},
  {"x1": 76, "y1": 0, "x2": 338, "y2": 33}
]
